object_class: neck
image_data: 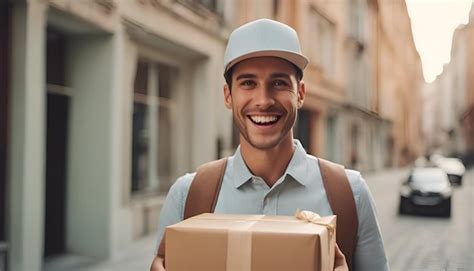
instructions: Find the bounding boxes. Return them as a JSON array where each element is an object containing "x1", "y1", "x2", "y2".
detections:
[{"x1": 240, "y1": 136, "x2": 295, "y2": 187}]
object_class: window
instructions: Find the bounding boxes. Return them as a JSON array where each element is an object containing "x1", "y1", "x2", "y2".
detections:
[
  {"x1": 348, "y1": 0, "x2": 366, "y2": 42},
  {"x1": 309, "y1": 9, "x2": 335, "y2": 76},
  {"x1": 196, "y1": 0, "x2": 217, "y2": 11},
  {"x1": 178, "y1": 0, "x2": 221, "y2": 14},
  {"x1": 294, "y1": 109, "x2": 312, "y2": 154},
  {"x1": 348, "y1": 48, "x2": 369, "y2": 108},
  {"x1": 131, "y1": 59, "x2": 176, "y2": 194}
]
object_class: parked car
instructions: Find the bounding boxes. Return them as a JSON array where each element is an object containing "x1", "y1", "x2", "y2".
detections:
[
  {"x1": 399, "y1": 167, "x2": 452, "y2": 217},
  {"x1": 432, "y1": 156, "x2": 466, "y2": 185}
]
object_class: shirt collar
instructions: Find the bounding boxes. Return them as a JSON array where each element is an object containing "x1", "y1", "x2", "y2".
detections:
[
  {"x1": 232, "y1": 145, "x2": 254, "y2": 188},
  {"x1": 285, "y1": 139, "x2": 310, "y2": 186},
  {"x1": 231, "y1": 139, "x2": 310, "y2": 188}
]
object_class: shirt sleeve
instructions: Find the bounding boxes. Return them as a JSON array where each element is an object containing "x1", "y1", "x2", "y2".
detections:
[
  {"x1": 154, "y1": 173, "x2": 195, "y2": 254},
  {"x1": 347, "y1": 170, "x2": 390, "y2": 271}
]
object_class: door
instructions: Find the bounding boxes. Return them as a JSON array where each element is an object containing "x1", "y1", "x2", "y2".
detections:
[
  {"x1": 0, "y1": 0, "x2": 11, "y2": 249},
  {"x1": 44, "y1": 28, "x2": 69, "y2": 258},
  {"x1": 44, "y1": 93, "x2": 69, "y2": 257}
]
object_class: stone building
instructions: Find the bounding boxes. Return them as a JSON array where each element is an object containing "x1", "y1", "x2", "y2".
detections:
[
  {"x1": 4, "y1": 0, "x2": 233, "y2": 270},
  {"x1": 423, "y1": 6, "x2": 474, "y2": 163},
  {"x1": 376, "y1": 0, "x2": 424, "y2": 166}
]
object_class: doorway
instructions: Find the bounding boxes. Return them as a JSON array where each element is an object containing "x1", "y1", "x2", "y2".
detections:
[
  {"x1": 44, "y1": 28, "x2": 70, "y2": 258},
  {"x1": 0, "y1": 0, "x2": 11, "y2": 251}
]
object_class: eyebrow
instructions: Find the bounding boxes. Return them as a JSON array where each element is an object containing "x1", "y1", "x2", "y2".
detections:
[
  {"x1": 235, "y1": 73, "x2": 257, "y2": 81},
  {"x1": 235, "y1": 72, "x2": 292, "y2": 81}
]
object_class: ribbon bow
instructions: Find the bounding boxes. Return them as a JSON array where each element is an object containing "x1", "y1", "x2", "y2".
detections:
[{"x1": 295, "y1": 209, "x2": 336, "y2": 236}]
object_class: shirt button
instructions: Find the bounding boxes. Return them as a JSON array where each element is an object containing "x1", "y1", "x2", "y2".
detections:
[{"x1": 252, "y1": 178, "x2": 258, "y2": 184}]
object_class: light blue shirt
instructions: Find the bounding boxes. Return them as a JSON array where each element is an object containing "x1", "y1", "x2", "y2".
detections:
[{"x1": 156, "y1": 140, "x2": 389, "y2": 270}]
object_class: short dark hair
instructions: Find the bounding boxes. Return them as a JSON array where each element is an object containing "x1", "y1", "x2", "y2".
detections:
[{"x1": 224, "y1": 62, "x2": 303, "y2": 90}]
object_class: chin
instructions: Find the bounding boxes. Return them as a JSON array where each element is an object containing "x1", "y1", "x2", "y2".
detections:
[{"x1": 247, "y1": 137, "x2": 284, "y2": 150}]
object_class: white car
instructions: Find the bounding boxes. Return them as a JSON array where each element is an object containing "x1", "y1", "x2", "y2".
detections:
[
  {"x1": 431, "y1": 156, "x2": 466, "y2": 185},
  {"x1": 399, "y1": 167, "x2": 452, "y2": 217}
]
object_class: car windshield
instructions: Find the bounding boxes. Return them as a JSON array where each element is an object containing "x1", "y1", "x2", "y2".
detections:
[
  {"x1": 442, "y1": 159, "x2": 463, "y2": 168},
  {"x1": 410, "y1": 168, "x2": 447, "y2": 184}
]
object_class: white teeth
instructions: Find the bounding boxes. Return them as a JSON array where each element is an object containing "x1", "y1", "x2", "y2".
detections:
[{"x1": 250, "y1": 115, "x2": 278, "y2": 124}]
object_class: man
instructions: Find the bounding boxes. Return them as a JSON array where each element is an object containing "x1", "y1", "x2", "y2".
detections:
[{"x1": 150, "y1": 19, "x2": 389, "y2": 271}]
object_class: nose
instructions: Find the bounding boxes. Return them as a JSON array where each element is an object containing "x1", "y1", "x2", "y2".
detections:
[{"x1": 254, "y1": 85, "x2": 275, "y2": 109}]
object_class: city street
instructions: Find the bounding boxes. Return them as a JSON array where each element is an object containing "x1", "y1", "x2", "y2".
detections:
[
  {"x1": 365, "y1": 167, "x2": 474, "y2": 271},
  {"x1": 45, "y1": 167, "x2": 474, "y2": 271}
]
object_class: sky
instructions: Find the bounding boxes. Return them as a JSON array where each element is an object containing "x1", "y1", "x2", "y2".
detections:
[{"x1": 405, "y1": 0, "x2": 473, "y2": 83}]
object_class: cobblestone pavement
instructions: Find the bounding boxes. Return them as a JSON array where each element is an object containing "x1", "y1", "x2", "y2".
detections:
[{"x1": 364, "y1": 168, "x2": 474, "y2": 271}]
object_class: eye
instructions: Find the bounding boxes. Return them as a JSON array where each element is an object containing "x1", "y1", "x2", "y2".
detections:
[
  {"x1": 272, "y1": 79, "x2": 289, "y2": 88},
  {"x1": 240, "y1": 80, "x2": 256, "y2": 89}
]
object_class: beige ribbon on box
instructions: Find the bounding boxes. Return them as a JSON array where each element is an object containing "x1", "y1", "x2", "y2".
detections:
[
  {"x1": 295, "y1": 209, "x2": 336, "y2": 237},
  {"x1": 226, "y1": 216, "x2": 263, "y2": 271}
]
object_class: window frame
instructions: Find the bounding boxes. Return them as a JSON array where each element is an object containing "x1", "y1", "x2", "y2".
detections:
[
  {"x1": 308, "y1": 7, "x2": 336, "y2": 77},
  {"x1": 130, "y1": 57, "x2": 179, "y2": 196}
]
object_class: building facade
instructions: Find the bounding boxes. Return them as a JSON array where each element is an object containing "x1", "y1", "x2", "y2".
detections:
[
  {"x1": 6, "y1": 0, "x2": 235, "y2": 270},
  {"x1": 342, "y1": 0, "x2": 390, "y2": 171},
  {"x1": 423, "y1": 6, "x2": 474, "y2": 163},
  {"x1": 376, "y1": 0, "x2": 424, "y2": 166}
]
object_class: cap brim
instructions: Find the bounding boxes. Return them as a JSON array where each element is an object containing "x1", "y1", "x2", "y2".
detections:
[{"x1": 224, "y1": 50, "x2": 309, "y2": 75}]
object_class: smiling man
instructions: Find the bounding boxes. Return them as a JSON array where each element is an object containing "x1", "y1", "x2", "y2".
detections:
[{"x1": 150, "y1": 19, "x2": 389, "y2": 271}]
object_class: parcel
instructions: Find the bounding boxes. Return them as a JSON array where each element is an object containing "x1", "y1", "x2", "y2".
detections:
[{"x1": 165, "y1": 212, "x2": 336, "y2": 271}]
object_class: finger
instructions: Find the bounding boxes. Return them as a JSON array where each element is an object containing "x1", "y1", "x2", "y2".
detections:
[
  {"x1": 150, "y1": 256, "x2": 166, "y2": 271},
  {"x1": 334, "y1": 244, "x2": 348, "y2": 271},
  {"x1": 335, "y1": 243, "x2": 345, "y2": 258}
]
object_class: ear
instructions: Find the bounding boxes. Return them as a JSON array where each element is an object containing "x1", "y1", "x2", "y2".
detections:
[
  {"x1": 297, "y1": 81, "x2": 305, "y2": 109},
  {"x1": 224, "y1": 84, "x2": 232, "y2": 109}
]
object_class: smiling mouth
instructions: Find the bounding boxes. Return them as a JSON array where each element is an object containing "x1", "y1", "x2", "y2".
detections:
[{"x1": 248, "y1": 115, "x2": 281, "y2": 126}]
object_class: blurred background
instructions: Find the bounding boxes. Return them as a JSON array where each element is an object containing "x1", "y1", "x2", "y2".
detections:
[{"x1": 0, "y1": 0, "x2": 473, "y2": 270}]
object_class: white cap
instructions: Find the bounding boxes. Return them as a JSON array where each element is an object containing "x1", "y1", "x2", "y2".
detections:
[{"x1": 223, "y1": 19, "x2": 309, "y2": 76}]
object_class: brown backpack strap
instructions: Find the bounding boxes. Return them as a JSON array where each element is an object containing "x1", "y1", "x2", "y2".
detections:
[
  {"x1": 319, "y1": 158, "x2": 358, "y2": 271},
  {"x1": 157, "y1": 158, "x2": 228, "y2": 257},
  {"x1": 183, "y1": 158, "x2": 228, "y2": 219}
]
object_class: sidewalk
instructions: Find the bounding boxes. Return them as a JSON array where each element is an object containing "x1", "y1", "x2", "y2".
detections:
[{"x1": 44, "y1": 234, "x2": 157, "y2": 271}]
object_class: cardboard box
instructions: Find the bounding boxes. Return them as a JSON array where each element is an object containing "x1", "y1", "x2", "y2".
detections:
[{"x1": 165, "y1": 213, "x2": 336, "y2": 271}]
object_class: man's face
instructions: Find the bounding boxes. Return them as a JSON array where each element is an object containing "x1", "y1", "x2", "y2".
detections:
[{"x1": 224, "y1": 57, "x2": 305, "y2": 150}]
